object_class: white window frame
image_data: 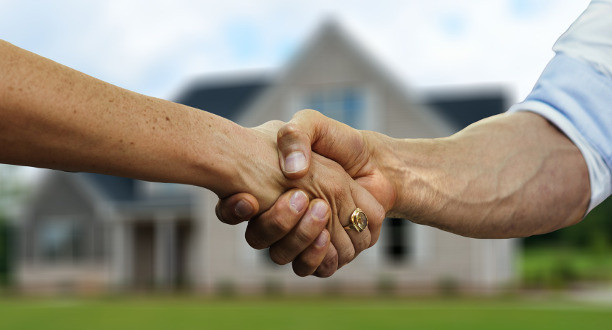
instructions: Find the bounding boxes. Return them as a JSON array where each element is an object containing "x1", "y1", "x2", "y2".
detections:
[{"x1": 287, "y1": 83, "x2": 380, "y2": 132}]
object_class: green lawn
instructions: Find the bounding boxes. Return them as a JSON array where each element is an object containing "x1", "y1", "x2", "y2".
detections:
[
  {"x1": 0, "y1": 296, "x2": 612, "y2": 330},
  {"x1": 521, "y1": 247, "x2": 612, "y2": 288}
]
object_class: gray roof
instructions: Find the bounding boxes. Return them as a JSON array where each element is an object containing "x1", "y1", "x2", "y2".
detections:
[
  {"x1": 79, "y1": 173, "x2": 193, "y2": 216},
  {"x1": 424, "y1": 91, "x2": 508, "y2": 130},
  {"x1": 174, "y1": 75, "x2": 270, "y2": 120},
  {"x1": 81, "y1": 173, "x2": 137, "y2": 202}
]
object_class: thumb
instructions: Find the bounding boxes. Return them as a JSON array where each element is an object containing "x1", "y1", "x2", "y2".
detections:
[{"x1": 277, "y1": 109, "x2": 366, "y2": 179}]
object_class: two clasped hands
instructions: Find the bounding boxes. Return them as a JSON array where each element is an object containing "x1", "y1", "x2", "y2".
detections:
[{"x1": 215, "y1": 110, "x2": 394, "y2": 277}]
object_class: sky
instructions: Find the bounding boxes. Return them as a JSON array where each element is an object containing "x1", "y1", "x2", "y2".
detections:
[
  {"x1": 0, "y1": 0, "x2": 591, "y2": 103},
  {"x1": 0, "y1": 0, "x2": 595, "y2": 209}
]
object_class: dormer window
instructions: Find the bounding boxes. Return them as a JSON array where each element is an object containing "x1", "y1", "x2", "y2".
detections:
[{"x1": 300, "y1": 86, "x2": 369, "y2": 129}]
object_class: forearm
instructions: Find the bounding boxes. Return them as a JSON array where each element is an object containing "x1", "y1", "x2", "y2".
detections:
[
  {"x1": 377, "y1": 112, "x2": 590, "y2": 238},
  {"x1": 0, "y1": 40, "x2": 266, "y2": 197}
]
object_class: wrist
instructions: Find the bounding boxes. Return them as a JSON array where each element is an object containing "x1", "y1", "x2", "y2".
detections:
[
  {"x1": 183, "y1": 111, "x2": 256, "y2": 196},
  {"x1": 189, "y1": 119, "x2": 285, "y2": 209},
  {"x1": 376, "y1": 136, "x2": 448, "y2": 221},
  {"x1": 360, "y1": 131, "x2": 408, "y2": 215}
]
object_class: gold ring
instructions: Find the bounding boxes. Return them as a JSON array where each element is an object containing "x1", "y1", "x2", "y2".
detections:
[{"x1": 343, "y1": 208, "x2": 368, "y2": 232}]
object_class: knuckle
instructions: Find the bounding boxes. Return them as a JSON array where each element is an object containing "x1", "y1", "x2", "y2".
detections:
[
  {"x1": 217, "y1": 208, "x2": 237, "y2": 225},
  {"x1": 316, "y1": 257, "x2": 338, "y2": 278},
  {"x1": 372, "y1": 204, "x2": 386, "y2": 227},
  {"x1": 327, "y1": 181, "x2": 344, "y2": 198},
  {"x1": 269, "y1": 246, "x2": 291, "y2": 265},
  {"x1": 268, "y1": 119, "x2": 284, "y2": 126},
  {"x1": 337, "y1": 245, "x2": 355, "y2": 267},
  {"x1": 293, "y1": 227, "x2": 315, "y2": 247},
  {"x1": 307, "y1": 241, "x2": 336, "y2": 278},
  {"x1": 354, "y1": 235, "x2": 370, "y2": 254},
  {"x1": 244, "y1": 230, "x2": 267, "y2": 250},
  {"x1": 268, "y1": 213, "x2": 293, "y2": 236},
  {"x1": 299, "y1": 108, "x2": 320, "y2": 118},
  {"x1": 303, "y1": 254, "x2": 322, "y2": 272},
  {"x1": 315, "y1": 269, "x2": 333, "y2": 278},
  {"x1": 292, "y1": 258, "x2": 315, "y2": 277},
  {"x1": 294, "y1": 261, "x2": 315, "y2": 277},
  {"x1": 293, "y1": 268, "x2": 310, "y2": 278},
  {"x1": 263, "y1": 120, "x2": 284, "y2": 131},
  {"x1": 278, "y1": 122, "x2": 300, "y2": 139},
  {"x1": 369, "y1": 234, "x2": 379, "y2": 247}
]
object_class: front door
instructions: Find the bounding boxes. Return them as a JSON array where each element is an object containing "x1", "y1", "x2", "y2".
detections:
[{"x1": 132, "y1": 222, "x2": 154, "y2": 289}]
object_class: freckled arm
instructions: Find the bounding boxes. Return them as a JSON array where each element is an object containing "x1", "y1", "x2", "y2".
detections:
[{"x1": 0, "y1": 39, "x2": 269, "y2": 197}]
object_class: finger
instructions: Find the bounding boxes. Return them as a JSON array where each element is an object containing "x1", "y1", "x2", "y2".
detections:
[
  {"x1": 291, "y1": 229, "x2": 330, "y2": 277},
  {"x1": 326, "y1": 191, "x2": 366, "y2": 269},
  {"x1": 215, "y1": 193, "x2": 259, "y2": 225},
  {"x1": 277, "y1": 122, "x2": 312, "y2": 179},
  {"x1": 322, "y1": 171, "x2": 373, "y2": 268},
  {"x1": 245, "y1": 189, "x2": 309, "y2": 249},
  {"x1": 350, "y1": 180, "x2": 386, "y2": 248},
  {"x1": 279, "y1": 109, "x2": 368, "y2": 177},
  {"x1": 313, "y1": 243, "x2": 339, "y2": 278},
  {"x1": 269, "y1": 199, "x2": 329, "y2": 265}
]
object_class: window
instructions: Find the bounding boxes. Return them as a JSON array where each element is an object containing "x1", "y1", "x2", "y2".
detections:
[
  {"x1": 301, "y1": 86, "x2": 367, "y2": 129},
  {"x1": 142, "y1": 182, "x2": 190, "y2": 197},
  {"x1": 37, "y1": 218, "x2": 85, "y2": 264},
  {"x1": 385, "y1": 218, "x2": 411, "y2": 263}
]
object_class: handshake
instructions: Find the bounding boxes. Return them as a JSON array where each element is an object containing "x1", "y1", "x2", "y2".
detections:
[{"x1": 213, "y1": 109, "x2": 395, "y2": 278}]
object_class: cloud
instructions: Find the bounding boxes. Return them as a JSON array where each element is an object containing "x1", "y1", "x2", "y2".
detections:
[{"x1": 0, "y1": 0, "x2": 591, "y2": 101}]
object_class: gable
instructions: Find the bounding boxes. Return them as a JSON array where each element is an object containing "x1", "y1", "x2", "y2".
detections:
[
  {"x1": 29, "y1": 171, "x2": 98, "y2": 219},
  {"x1": 237, "y1": 21, "x2": 457, "y2": 139}
]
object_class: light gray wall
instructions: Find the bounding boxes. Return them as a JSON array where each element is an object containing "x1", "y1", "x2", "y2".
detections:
[{"x1": 206, "y1": 25, "x2": 515, "y2": 292}]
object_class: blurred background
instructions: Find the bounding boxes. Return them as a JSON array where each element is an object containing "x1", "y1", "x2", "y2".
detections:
[{"x1": 3, "y1": 0, "x2": 612, "y2": 328}]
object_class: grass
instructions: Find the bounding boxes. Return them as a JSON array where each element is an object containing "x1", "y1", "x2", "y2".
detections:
[
  {"x1": 521, "y1": 247, "x2": 612, "y2": 288},
  {"x1": 0, "y1": 296, "x2": 612, "y2": 330}
]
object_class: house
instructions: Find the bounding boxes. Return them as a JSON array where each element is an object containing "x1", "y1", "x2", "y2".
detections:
[{"x1": 16, "y1": 21, "x2": 515, "y2": 294}]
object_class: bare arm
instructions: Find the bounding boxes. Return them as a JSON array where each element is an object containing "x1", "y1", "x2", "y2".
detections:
[
  {"x1": 0, "y1": 39, "x2": 248, "y2": 196},
  {"x1": 375, "y1": 112, "x2": 590, "y2": 238}
]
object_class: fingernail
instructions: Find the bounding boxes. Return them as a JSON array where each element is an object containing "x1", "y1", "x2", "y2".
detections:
[
  {"x1": 289, "y1": 191, "x2": 308, "y2": 214},
  {"x1": 314, "y1": 231, "x2": 328, "y2": 248},
  {"x1": 311, "y1": 201, "x2": 328, "y2": 220},
  {"x1": 234, "y1": 200, "x2": 253, "y2": 219},
  {"x1": 284, "y1": 151, "x2": 306, "y2": 173}
]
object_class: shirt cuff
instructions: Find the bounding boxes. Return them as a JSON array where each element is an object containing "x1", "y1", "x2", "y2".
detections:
[{"x1": 508, "y1": 54, "x2": 612, "y2": 214}]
